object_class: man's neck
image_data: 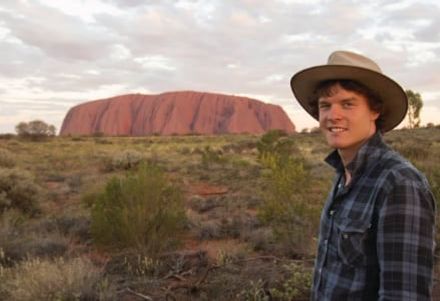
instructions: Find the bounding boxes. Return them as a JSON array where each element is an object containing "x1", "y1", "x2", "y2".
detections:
[
  {"x1": 344, "y1": 169, "x2": 352, "y2": 186},
  {"x1": 338, "y1": 135, "x2": 374, "y2": 186}
]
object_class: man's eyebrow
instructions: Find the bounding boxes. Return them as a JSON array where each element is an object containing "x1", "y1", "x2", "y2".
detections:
[
  {"x1": 341, "y1": 97, "x2": 357, "y2": 102},
  {"x1": 318, "y1": 96, "x2": 357, "y2": 103}
]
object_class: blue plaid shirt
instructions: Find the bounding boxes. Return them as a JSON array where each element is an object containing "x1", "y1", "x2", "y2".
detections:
[{"x1": 312, "y1": 131, "x2": 436, "y2": 300}]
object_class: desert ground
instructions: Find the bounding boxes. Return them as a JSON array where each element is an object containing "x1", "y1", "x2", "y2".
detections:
[{"x1": 1, "y1": 127, "x2": 439, "y2": 300}]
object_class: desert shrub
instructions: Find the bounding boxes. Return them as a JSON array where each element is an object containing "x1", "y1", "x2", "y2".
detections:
[
  {"x1": 236, "y1": 278, "x2": 270, "y2": 301},
  {"x1": 44, "y1": 172, "x2": 66, "y2": 182},
  {"x1": 270, "y1": 262, "x2": 313, "y2": 300},
  {"x1": 4, "y1": 234, "x2": 68, "y2": 263},
  {"x1": 257, "y1": 130, "x2": 296, "y2": 162},
  {"x1": 100, "y1": 149, "x2": 144, "y2": 172},
  {"x1": 0, "y1": 256, "x2": 116, "y2": 301},
  {"x1": 202, "y1": 267, "x2": 245, "y2": 300},
  {"x1": 94, "y1": 138, "x2": 113, "y2": 144},
  {"x1": 81, "y1": 190, "x2": 100, "y2": 208},
  {"x1": 219, "y1": 214, "x2": 255, "y2": 239},
  {"x1": 178, "y1": 146, "x2": 191, "y2": 155},
  {"x1": 110, "y1": 149, "x2": 143, "y2": 170},
  {"x1": 257, "y1": 131, "x2": 320, "y2": 255},
  {"x1": 216, "y1": 247, "x2": 245, "y2": 266},
  {"x1": 69, "y1": 135, "x2": 85, "y2": 141},
  {"x1": 258, "y1": 154, "x2": 318, "y2": 257},
  {"x1": 0, "y1": 148, "x2": 16, "y2": 168},
  {"x1": 0, "y1": 211, "x2": 70, "y2": 263},
  {"x1": 201, "y1": 146, "x2": 226, "y2": 168},
  {"x1": 90, "y1": 163, "x2": 186, "y2": 255},
  {"x1": 0, "y1": 210, "x2": 25, "y2": 265},
  {"x1": 223, "y1": 140, "x2": 258, "y2": 154},
  {"x1": 66, "y1": 173, "x2": 84, "y2": 193},
  {"x1": 189, "y1": 195, "x2": 223, "y2": 213},
  {"x1": 202, "y1": 261, "x2": 285, "y2": 301},
  {"x1": 0, "y1": 168, "x2": 40, "y2": 216},
  {"x1": 197, "y1": 220, "x2": 222, "y2": 240},
  {"x1": 40, "y1": 215, "x2": 91, "y2": 241},
  {"x1": 243, "y1": 227, "x2": 276, "y2": 253}
]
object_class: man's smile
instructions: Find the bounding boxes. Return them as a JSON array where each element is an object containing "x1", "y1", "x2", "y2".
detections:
[{"x1": 328, "y1": 127, "x2": 348, "y2": 133}]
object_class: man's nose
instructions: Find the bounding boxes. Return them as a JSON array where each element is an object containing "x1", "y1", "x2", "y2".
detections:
[{"x1": 327, "y1": 105, "x2": 343, "y2": 120}]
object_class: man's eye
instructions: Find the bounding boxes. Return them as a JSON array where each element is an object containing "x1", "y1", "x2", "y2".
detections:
[
  {"x1": 343, "y1": 102, "x2": 354, "y2": 108},
  {"x1": 319, "y1": 103, "x2": 330, "y2": 109}
]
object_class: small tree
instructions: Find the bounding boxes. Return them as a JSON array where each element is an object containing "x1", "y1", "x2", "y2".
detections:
[
  {"x1": 256, "y1": 131, "x2": 318, "y2": 257},
  {"x1": 15, "y1": 120, "x2": 56, "y2": 140},
  {"x1": 405, "y1": 90, "x2": 423, "y2": 128},
  {"x1": 89, "y1": 163, "x2": 186, "y2": 255}
]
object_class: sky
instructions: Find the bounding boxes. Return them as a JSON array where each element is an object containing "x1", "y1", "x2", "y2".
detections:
[{"x1": 0, "y1": 0, "x2": 439, "y2": 134}]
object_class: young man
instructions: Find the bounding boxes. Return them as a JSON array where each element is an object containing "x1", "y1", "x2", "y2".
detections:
[{"x1": 290, "y1": 51, "x2": 436, "y2": 300}]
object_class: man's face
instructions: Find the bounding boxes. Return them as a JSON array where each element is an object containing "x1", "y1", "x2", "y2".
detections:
[{"x1": 318, "y1": 83, "x2": 379, "y2": 157}]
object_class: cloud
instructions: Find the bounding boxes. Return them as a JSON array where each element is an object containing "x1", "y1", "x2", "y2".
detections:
[
  {"x1": 0, "y1": 0, "x2": 439, "y2": 133},
  {"x1": 0, "y1": 3, "x2": 115, "y2": 62}
]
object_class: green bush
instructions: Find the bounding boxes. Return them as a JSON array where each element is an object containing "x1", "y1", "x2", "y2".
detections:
[
  {"x1": 90, "y1": 163, "x2": 186, "y2": 256},
  {"x1": 0, "y1": 148, "x2": 16, "y2": 168},
  {"x1": 258, "y1": 154, "x2": 318, "y2": 257},
  {"x1": 0, "y1": 168, "x2": 40, "y2": 215}
]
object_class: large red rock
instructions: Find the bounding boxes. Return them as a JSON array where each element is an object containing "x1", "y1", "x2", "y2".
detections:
[{"x1": 60, "y1": 91, "x2": 295, "y2": 136}]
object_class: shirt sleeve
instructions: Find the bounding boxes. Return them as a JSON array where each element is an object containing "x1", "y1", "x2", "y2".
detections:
[{"x1": 376, "y1": 178, "x2": 436, "y2": 301}]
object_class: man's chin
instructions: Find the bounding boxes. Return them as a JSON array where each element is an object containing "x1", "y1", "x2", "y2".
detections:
[{"x1": 325, "y1": 138, "x2": 346, "y2": 149}]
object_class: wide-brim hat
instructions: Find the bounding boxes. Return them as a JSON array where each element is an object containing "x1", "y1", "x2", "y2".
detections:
[{"x1": 290, "y1": 50, "x2": 408, "y2": 132}]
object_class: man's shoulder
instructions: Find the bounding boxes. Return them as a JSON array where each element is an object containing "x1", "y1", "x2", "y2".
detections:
[{"x1": 378, "y1": 148, "x2": 429, "y2": 188}]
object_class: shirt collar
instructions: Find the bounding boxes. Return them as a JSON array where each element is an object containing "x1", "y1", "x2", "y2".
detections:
[{"x1": 324, "y1": 131, "x2": 389, "y2": 176}]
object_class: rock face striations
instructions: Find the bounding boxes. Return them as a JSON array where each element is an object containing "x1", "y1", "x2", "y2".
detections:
[{"x1": 60, "y1": 91, "x2": 295, "y2": 136}]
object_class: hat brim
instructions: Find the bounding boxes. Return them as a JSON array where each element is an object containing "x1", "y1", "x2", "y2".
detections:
[{"x1": 290, "y1": 65, "x2": 408, "y2": 132}]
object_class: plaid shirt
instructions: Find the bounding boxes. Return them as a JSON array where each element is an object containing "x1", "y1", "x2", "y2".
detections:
[{"x1": 312, "y1": 131, "x2": 436, "y2": 301}]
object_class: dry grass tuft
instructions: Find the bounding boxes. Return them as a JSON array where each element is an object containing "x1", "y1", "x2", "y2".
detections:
[{"x1": 0, "y1": 256, "x2": 116, "y2": 301}]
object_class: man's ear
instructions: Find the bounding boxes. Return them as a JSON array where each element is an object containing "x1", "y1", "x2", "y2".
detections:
[{"x1": 370, "y1": 110, "x2": 380, "y2": 122}]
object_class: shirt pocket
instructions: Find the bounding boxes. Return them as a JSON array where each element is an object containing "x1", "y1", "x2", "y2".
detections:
[{"x1": 336, "y1": 219, "x2": 371, "y2": 267}]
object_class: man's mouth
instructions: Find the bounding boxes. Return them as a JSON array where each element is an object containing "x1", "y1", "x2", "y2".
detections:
[{"x1": 328, "y1": 127, "x2": 347, "y2": 133}]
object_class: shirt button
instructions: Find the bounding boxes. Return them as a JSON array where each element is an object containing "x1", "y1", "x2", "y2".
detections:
[
  {"x1": 343, "y1": 234, "x2": 349, "y2": 239},
  {"x1": 329, "y1": 210, "x2": 335, "y2": 216},
  {"x1": 319, "y1": 268, "x2": 322, "y2": 274},
  {"x1": 324, "y1": 239, "x2": 328, "y2": 245}
]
